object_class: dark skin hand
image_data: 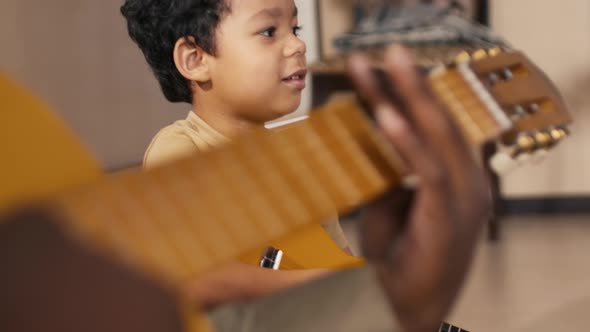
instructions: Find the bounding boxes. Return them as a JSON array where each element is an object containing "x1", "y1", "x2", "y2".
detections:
[
  {"x1": 186, "y1": 45, "x2": 491, "y2": 332},
  {"x1": 349, "y1": 45, "x2": 491, "y2": 332}
]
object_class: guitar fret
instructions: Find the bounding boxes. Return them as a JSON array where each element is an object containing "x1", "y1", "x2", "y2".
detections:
[
  {"x1": 81, "y1": 183, "x2": 159, "y2": 265},
  {"x1": 64, "y1": 177, "x2": 186, "y2": 283},
  {"x1": 57, "y1": 188, "x2": 142, "y2": 267},
  {"x1": 214, "y1": 143, "x2": 288, "y2": 241},
  {"x1": 174, "y1": 185, "x2": 237, "y2": 266},
  {"x1": 160, "y1": 161, "x2": 233, "y2": 264},
  {"x1": 319, "y1": 108, "x2": 386, "y2": 206},
  {"x1": 432, "y1": 78, "x2": 483, "y2": 125},
  {"x1": 446, "y1": 96, "x2": 486, "y2": 143},
  {"x1": 267, "y1": 125, "x2": 337, "y2": 223},
  {"x1": 457, "y1": 63, "x2": 512, "y2": 131},
  {"x1": 239, "y1": 133, "x2": 309, "y2": 228},
  {"x1": 170, "y1": 162, "x2": 242, "y2": 266},
  {"x1": 431, "y1": 75, "x2": 488, "y2": 144},
  {"x1": 114, "y1": 175, "x2": 190, "y2": 282},
  {"x1": 140, "y1": 190, "x2": 202, "y2": 279},
  {"x1": 205, "y1": 151, "x2": 261, "y2": 242},
  {"x1": 280, "y1": 123, "x2": 370, "y2": 209},
  {"x1": 335, "y1": 105, "x2": 405, "y2": 190},
  {"x1": 270, "y1": 113, "x2": 391, "y2": 217},
  {"x1": 431, "y1": 69, "x2": 502, "y2": 136},
  {"x1": 294, "y1": 120, "x2": 362, "y2": 211},
  {"x1": 180, "y1": 156, "x2": 253, "y2": 259},
  {"x1": 145, "y1": 170, "x2": 214, "y2": 277},
  {"x1": 452, "y1": 85, "x2": 500, "y2": 131}
]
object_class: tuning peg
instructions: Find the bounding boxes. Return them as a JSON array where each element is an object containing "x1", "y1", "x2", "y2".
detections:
[
  {"x1": 454, "y1": 51, "x2": 471, "y2": 64},
  {"x1": 516, "y1": 134, "x2": 537, "y2": 153},
  {"x1": 528, "y1": 103, "x2": 541, "y2": 114},
  {"x1": 488, "y1": 47, "x2": 503, "y2": 57},
  {"x1": 488, "y1": 72, "x2": 500, "y2": 85},
  {"x1": 472, "y1": 49, "x2": 488, "y2": 60},
  {"x1": 501, "y1": 68, "x2": 514, "y2": 80},
  {"x1": 534, "y1": 131, "x2": 553, "y2": 148},
  {"x1": 511, "y1": 105, "x2": 527, "y2": 119},
  {"x1": 560, "y1": 127, "x2": 571, "y2": 137},
  {"x1": 550, "y1": 127, "x2": 570, "y2": 141},
  {"x1": 550, "y1": 129, "x2": 562, "y2": 140}
]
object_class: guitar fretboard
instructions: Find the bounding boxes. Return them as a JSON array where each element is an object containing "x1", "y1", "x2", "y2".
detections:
[
  {"x1": 54, "y1": 98, "x2": 409, "y2": 285},
  {"x1": 429, "y1": 64, "x2": 511, "y2": 146},
  {"x1": 6, "y1": 49, "x2": 572, "y2": 332},
  {"x1": 51, "y1": 59, "x2": 514, "y2": 288},
  {"x1": 43, "y1": 60, "x2": 515, "y2": 332}
]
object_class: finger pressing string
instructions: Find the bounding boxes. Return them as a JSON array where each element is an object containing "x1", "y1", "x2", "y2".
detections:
[
  {"x1": 375, "y1": 104, "x2": 448, "y2": 190},
  {"x1": 383, "y1": 45, "x2": 429, "y2": 111},
  {"x1": 348, "y1": 53, "x2": 392, "y2": 109}
]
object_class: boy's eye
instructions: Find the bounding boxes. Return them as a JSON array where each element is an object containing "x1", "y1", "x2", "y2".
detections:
[
  {"x1": 293, "y1": 25, "x2": 302, "y2": 37},
  {"x1": 260, "y1": 27, "x2": 277, "y2": 38}
]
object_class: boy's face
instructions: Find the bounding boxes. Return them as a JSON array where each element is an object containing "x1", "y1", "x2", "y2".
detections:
[{"x1": 209, "y1": 0, "x2": 307, "y2": 122}]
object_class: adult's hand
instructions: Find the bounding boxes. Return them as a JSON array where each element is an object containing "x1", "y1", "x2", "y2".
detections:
[{"x1": 349, "y1": 45, "x2": 491, "y2": 332}]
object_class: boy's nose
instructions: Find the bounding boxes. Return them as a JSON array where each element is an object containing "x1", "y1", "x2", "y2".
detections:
[{"x1": 284, "y1": 35, "x2": 307, "y2": 58}]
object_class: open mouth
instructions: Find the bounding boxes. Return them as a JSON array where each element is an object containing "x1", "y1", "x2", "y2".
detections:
[
  {"x1": 282, "y1": 69, "x2": 307, "y2": 90},
  {"x1": 283, "y1": 74, "x2": 305, "y2": 81}
]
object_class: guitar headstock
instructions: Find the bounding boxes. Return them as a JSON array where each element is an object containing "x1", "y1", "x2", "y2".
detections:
[{"x1": 458, "y1": 48, "x2": 572, "y2": 157}]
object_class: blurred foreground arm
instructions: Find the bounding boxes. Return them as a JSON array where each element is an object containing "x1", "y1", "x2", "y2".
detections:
[{"x1": 349, "y1": 45, "x2": 491, "y2": 332}]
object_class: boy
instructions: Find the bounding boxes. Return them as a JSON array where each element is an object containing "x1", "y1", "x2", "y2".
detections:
[
  {"x1": 121, "y1": 0, "x2": 307, "y2": 164},
  {"x1": 121, "y1": 0, "x2": 354, "y2": 301}
]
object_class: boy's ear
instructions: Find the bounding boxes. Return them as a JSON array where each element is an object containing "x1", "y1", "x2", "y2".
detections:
[{"x1": 173, "y1": 37, "x2": 212, "y2": 83}]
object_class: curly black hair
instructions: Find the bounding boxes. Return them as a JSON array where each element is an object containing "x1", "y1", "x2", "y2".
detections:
[{"x1": 121, "y1": 0, "x2": 230, "y2": 104}]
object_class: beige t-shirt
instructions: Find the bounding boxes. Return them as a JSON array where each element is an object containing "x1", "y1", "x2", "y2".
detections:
[
  {"x1": 144, "y1": 111, "x2": 229, "y2": 169},
  {"x1": 143, "y1": 111, "x2": 352, "y2": 253}
]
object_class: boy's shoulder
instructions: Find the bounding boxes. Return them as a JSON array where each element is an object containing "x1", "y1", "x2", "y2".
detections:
[{"x1": 143, "y1": 112, "x2": 227, "y2": 169}]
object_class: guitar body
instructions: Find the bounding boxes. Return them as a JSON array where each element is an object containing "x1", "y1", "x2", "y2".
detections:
[{"x1": 0, "y1": 73, "x2": 101, "y2": 212}]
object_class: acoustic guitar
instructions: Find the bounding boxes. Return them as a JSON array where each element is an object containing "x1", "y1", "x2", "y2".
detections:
[{"x1": 0, "y1": 48, "x2": 572, "y2": 331}]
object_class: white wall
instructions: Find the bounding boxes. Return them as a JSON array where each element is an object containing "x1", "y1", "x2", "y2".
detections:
[{"x1": 491, "y1": 0, "x2": 590, "y2": 196}]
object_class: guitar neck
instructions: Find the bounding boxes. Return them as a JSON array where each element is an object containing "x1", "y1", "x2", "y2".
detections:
[
  {"x1": 53, "y1": 98, "x2": 406, "y2": 284},
  {"x1": 49, "y1": 62, "x2": 511, "y2": 286},
  {"x1": 2, "y1": 48, "x2": 572, "y2": 332}
]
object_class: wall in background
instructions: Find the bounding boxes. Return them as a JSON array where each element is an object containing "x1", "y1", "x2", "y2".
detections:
[
  {"x1": 491, "y1": 0, "x2": 590, "y2": 197},
  {"x1": 0, "y1": 0, "x2": 318, "y2": 169},
  {"x1": 0, "y1": 0, "x2": 190, "y2": 169}
]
